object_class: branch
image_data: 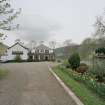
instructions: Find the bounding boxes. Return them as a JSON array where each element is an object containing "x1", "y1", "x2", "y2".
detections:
[
  {"x1": 0, "y1": 0, "x2": 6, "y2": 3},
  {"x1": 0, "y1": 8, "x2": 21, "y2": 30}
]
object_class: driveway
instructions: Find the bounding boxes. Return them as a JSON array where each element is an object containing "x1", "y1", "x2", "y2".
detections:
[{"x1": 0, "y1": 62, "x2": 77, "y2": 105}]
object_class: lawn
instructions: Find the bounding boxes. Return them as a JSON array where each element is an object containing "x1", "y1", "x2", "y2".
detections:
[
  {"x1": 53, "y1": 66, "x2": 105, "y2": 105},
  {"x1": 0, "y1": 69, "x2": 8, "y2": 79}
]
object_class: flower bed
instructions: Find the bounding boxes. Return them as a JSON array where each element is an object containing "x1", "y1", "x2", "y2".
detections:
[{"x1": 58, "y1": 65, "x2": 105, "y2": 100}]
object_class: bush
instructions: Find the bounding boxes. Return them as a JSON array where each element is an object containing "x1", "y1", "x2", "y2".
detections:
[
  {"x1": 90, "y1": 60, "x2": 105, "y2": 83},
  {"x1": 95, "y1": 47, "x2": 105, "y2": 55},
  {"x1": 57, "y1": 59, "x2": 61, "y2": 63},
  {"x1": 14, "y1": 55, "x2": 22, "y2": 62},
  {"x1": 63, "y1": 60, "x2": 70, "y2": 68},
  {"x1": 76, "y1": 63, "x2": 88, "y2": 74},
  {"x1": 27, "y1": 52, "x2": 33, "y2": 62},
  {"x1": 68, "y1": 53, "x2": 80, "y2": 70},
  {"x1": 27, "y1": 55, "x2": 33, "y2": 62},
  {"x1": 58, "y1": 65, "x2": 105, "y2": 99}
]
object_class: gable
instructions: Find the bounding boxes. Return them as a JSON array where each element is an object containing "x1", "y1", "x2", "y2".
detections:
[
  {"x1": 8, "y1": 43, "x2": 29, "y2": 51},
  {"x1": 36, "y1": 44, "x2": 51, "y2": 50}
]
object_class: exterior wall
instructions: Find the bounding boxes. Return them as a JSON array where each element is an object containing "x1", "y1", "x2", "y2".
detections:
[
  {"x1": 31, "y1": 48, "x2": 55, "y2": 61},
  {"x1": 2, "y1": 44, "x2": 29, "y2": 61},
  {"x1": 33, "y1": 53, "x2": 55, "y2": 61},
  {"x1": 0, "y1": 43, "x2": 55, "y2": 62}
]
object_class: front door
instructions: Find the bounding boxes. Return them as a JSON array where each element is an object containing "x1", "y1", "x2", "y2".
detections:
[{"x1": 45, "y1": 56, "x2": 48, "y2": 61}]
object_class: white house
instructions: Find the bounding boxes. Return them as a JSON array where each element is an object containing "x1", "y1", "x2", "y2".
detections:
[
  {"x1": 1, "y1": 42, "x2": 29, "y2": 61},
  {"x1": 0, "y1": 41, "x2": 55, "y2": 62}
]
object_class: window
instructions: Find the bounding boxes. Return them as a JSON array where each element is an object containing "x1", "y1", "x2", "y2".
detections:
[
  {"x1": 12, "y1": 51, "x2": 23, "y2": 55},
  {"x1": 45, "y1": 50, "x2": 49, "y2": 53},
  {"x1": 37, "y1": 50, "x2": 39, "y2": 53},
  {"x1": 40, "y1": 49, "x2": 44, "y2": 53}
]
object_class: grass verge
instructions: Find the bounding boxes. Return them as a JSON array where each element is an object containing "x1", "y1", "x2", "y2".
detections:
[
  {"x1": 53, "y1": 66, "x2": 105, "y2": 105},
  {"x1": 0, "y1": 69, "x2": 8, "y2": 79}
]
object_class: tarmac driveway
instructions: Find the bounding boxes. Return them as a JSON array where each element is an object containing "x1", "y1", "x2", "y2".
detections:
[{"x1": 0, "y1": 62, "x2": 77, "y2": 105}]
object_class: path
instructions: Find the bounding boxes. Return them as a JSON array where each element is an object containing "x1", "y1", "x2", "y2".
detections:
[{"x1": 0, "y1": 62, "x2": 77, "y2": 105}]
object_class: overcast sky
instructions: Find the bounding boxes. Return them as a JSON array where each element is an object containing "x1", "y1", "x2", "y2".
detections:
[{"x1": 3, "y1": 0, "x2": 105, "y2": 46}]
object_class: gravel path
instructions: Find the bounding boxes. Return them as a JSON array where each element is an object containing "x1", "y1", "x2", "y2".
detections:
[{"x1": 0, "y1": 62, "x2": 77, "y2": 105}]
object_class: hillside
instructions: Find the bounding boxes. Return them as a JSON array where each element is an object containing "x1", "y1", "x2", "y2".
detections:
[{"x1": 55, "y1": 45, "x2": 80, "y2": 59}]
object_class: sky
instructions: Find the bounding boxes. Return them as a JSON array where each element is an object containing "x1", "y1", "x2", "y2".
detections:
[{"x1": 3, "y1": 0, "x2": 105, "y2": 46}]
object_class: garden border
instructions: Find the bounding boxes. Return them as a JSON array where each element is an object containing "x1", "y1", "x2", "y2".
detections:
[{"x1": 48, "y1": 65, "x2": 84, "y2": 105}]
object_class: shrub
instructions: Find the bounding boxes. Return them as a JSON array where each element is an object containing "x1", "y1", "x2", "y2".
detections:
[
  {"x1": 63, "y1": 60, "x2": 70, "y2": 68},
  {"x1": 95, "y1": 47, "x2": 105, "y2": 55},
  {"x1": 27, "y1": 55, "x2": 33, "y2": 62},
  {"x1": 27, "y1": 52, "x2": 33, "y2": 62},
  {"x1": 68, "y1": 53, "x2": 80, "y2": 70},
  {"x1": 57, "y1": 59, "x2": 61, "y2": 63},
  {"x1": 90, "y1": 60, "x2": 105, "y2": 83},
  {"x1": 58, "y1": 65, "x2": 105, "y2": 99},
  {"x1": 76, "y1": 63, "x2": 88, "y2": 74},
  {"x1": 14, "y1": 55, "x2": 22, "y2": 62}
]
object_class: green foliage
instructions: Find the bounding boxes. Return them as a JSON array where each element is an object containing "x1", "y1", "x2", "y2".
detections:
[
  {"x1": 54, "y1": 66, "x2": 105, "y2": 105},
  {"x1": 79, "y1": 38, "x2": 96, "y2": 60},
  {"x1": 68, "y1": 53, "x2": 80, "y2": 70},
  {"x1": 56, "y1": 65, "x2": 105, "y2": 100},
  {"x1": 62, "y1": 59, "x2": 70, "y2": 68},
  {"x1": 27, "y1": 52, "x2": 33, "y2": 62},
  {"x1": 76, "y1": 63, "x2": 89, "y2": 74},
  {"x1": 0, "y1": 43, "x2": 8, "y2": 55},
  {"x1": 90, "y1": 60, "x2": 105, "y2": 82},
  {"x1": 95, "y1": 47, "x2": 105, "y2": 55},
  {"x1": 0, "y1": 0, "x2": 21, "y2": 37},
  {"x1": 14, "y1": 55, "x2": 22, "y2": 62},
  {"x1": 0, "y1": 69, "x2": 8, "y2": 78},
  {"x1": 57, "y1": 59, "x2": 62, "y2": 63}
]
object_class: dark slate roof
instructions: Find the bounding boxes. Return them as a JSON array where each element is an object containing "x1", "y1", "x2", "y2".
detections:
[
  {"x1": 36, "y1": 44, "x2": 51, "y2": 50},
  {"x1": 8, "y1": 42, "x2": 29, "y2": 50}
]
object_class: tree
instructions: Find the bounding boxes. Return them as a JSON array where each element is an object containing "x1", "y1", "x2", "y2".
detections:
[
  {"x1": 30, "y1": 40, "x2": 37, "y2": 49},
  {"x1": 95, "y1": 37, "x2": 105, "y2": 48},
  {"x1": 62, "y1": 39, "x2": 72, "y2": 58},
  {"x1": 68, "y1": 53, "x2": 80, "y2": 71},
  {"x1": 27, "y1": 51, "x2": 33, "y2": 62},
  {"x1": 79, "y1": 38, "x2": 97, "y2": 60},
  {"x1": 94, "y1": 16, "x2": 105, "y2": 37},
  {"x1": 95, "y1": 47, "x2": 105, "y2": 56},
  {"x1": 49, "y1": 41, "x2": 56, "y2": 49},
  {"x1": 63, "y1": 39, "x2": 72, "y2": 47},
  {"x1": 39, "y1": 41, "x2": 44, "y2": 45},
  {"x1": 91, "y1": 60, "x2": 105, "y2": 82},
  {"x1": 93, "y1": 15, "x2": 105, "y2": 48},
  {"x1": 0, "y1": 0, "x2": 21, "y2": 38},
  {"x1": 14, "y1": 54, "x2": 22, "y2": 62}
]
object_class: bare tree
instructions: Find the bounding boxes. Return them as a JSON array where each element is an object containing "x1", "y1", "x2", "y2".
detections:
[
  {"x1": 49, "y1": 41, "x2": 56, "y2": 49},
  {"x1": 31, "y1": 40, "x2": 37, "y2": 49},
  {"x1": 15, "y1": 39, "x2": 21, "y2": 43},
  {"x1": 15, "y1": 39, "x2": 25, "y2": 45},
  {"x1": 39, "y1": 41, "x2": 44, "y2": 45},
  {"x1": 94, "y1": 15, "x2": 105, "y2": 38},
  {"x1": 63, "y1": 39, "x2": 72, "y2": 47},
  {"x1": 93, "y1": 13, "x2": 105, "y2": 47}
]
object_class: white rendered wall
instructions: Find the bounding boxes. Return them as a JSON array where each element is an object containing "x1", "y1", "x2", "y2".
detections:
[{"x1": 5, "y1": 44, "x2": 28, "y2": 61}]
